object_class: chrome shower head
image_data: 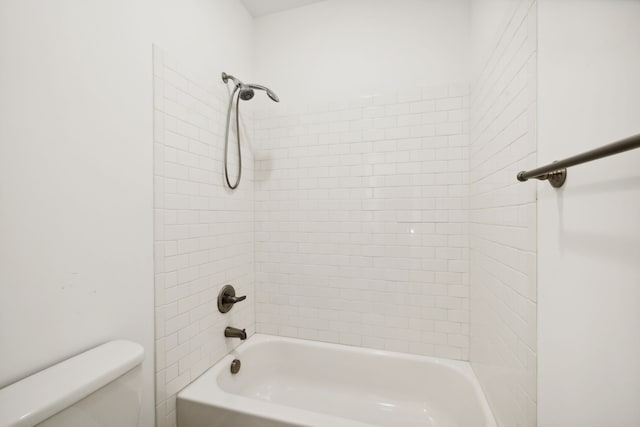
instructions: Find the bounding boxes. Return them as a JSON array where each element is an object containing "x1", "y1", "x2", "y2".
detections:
[
  {"x1": 239, "y1": 87, "x2": 255, "y2": 101},
  {"x1": 222, "y1": 72, "x2": 254, "y2": 101},
  {"x1": 222, "y1": 71, "x2": 281, "y2": 191},
  {"x1": 267, "y1": 89, "x2": 280, "y2": 103},
  {"x1": 247, "y1": 84, "x2": 280, "y2": 103},
  {"x1": 222, "y1": 72, "x2": 279, "y2": 103}
]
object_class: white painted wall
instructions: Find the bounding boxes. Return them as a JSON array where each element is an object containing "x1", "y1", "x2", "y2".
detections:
[
  {"x1": 151, "y1": 0, "x2": 254, "y2": 81},
  {"x1": 537, "y1": 1, "x2": 640, "y2": 426},
  {"x1": 0, "y1": 2, "x2": 155, "y2": 426},
  {"x1": 0, "y1": 1, "x2": 252, "y2": 426},
  {"x1": 253, "y1": 0, "x2": 470, "y2": 103}
]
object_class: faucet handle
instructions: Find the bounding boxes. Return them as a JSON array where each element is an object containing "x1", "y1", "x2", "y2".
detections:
[
  {"x1": 218, "y1": 284, "x2": 247, "y2": 313},
  {"x1": 222, "y1": 294, "x2": 246, "y2": 305}
]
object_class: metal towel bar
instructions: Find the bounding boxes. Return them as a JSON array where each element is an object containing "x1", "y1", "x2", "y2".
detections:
[{"x1": 517, "y1": 133, "x2": 640, "y2": 188}]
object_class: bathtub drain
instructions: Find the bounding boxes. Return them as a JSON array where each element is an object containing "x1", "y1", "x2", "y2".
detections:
[{"x1": 230, "y1": 359, "x2": 241, "y2": 374}]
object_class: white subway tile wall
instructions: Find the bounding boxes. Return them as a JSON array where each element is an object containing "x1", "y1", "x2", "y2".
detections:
[
  {"x1": 153, "y1": 47, "x2": 255, "y2": 427},
  {"x1": 253, "y1": 85, "x2": 471, "y2": 359},
  {"x1": 469, "y1": 1, "x2": 537, "y2": 426}
]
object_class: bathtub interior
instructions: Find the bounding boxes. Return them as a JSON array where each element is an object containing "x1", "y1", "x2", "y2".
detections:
[{"x1": 210, "y1": 336, "x2": 490, "y2": 427}]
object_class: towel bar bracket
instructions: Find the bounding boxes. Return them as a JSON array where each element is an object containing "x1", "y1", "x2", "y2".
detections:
[{"x1": 518, "y1": 167, "x2": 567, "y2": 188}]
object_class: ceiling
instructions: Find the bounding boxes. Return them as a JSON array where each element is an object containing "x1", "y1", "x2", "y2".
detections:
[{"x1": 240, "y1": 0, "x2": 325, "y2": 18}]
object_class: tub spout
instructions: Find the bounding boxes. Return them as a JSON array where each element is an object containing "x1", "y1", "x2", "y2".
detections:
[{"x1": 225, "y1": 327, "x2": 247, "y2": 340}]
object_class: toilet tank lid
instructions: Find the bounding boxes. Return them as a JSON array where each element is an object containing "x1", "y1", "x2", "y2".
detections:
[{"x1": 0, "y1": 340, "x2": 144, "y2": 427}]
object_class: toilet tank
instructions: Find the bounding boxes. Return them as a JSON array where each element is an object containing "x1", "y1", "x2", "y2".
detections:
[{"x1": 0, "y1": 340, "x2": 144, "y2": 427}]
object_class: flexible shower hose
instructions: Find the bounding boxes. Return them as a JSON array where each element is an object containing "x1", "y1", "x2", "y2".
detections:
[{"x1": 224, "y1": 86, "x2": 242, "y2": 189}]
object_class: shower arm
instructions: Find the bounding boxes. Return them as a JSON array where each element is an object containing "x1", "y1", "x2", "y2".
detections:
[{"x1": 221, "y1": 72, "x2": 244, "y2": 88}]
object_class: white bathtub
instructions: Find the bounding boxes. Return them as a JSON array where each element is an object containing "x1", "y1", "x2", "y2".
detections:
[{"x1": 177, "y1": 334, "x2": 496, "y2": 427}]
